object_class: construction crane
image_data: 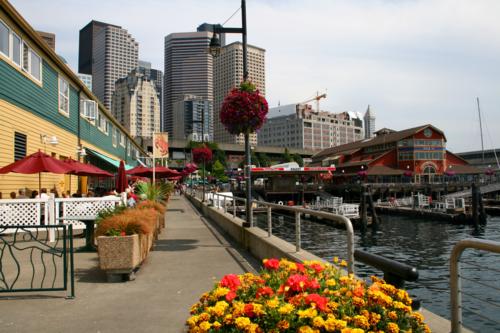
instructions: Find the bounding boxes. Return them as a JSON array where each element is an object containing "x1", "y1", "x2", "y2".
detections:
[{"x1": 300, "y1": 91, "x2": 327, "y2": 113}]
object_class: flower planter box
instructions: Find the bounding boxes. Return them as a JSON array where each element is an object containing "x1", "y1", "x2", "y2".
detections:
[{"x1": 97, "y1": 235, "x2": 141, "y2": 282}]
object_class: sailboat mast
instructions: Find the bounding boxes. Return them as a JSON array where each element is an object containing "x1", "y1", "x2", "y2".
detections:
[{"x1": 477, "y1": 97, "x2": 485, "y2": 164}]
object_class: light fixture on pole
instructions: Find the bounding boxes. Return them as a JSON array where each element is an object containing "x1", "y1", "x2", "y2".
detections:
[{"x1": 209, "y1": 0, "x2": 252, "y2": 227}]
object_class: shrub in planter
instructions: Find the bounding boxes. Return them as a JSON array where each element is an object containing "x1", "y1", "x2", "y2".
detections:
[
  {"x1": 136, "y1": 200, "x2": 167, "y2": 229},
  {"x1": 187, "y1": 258, "x2": 430, "y2": 333},
  {"x1": 96, "y1": 208, "x2": 159, "y2": 273}
]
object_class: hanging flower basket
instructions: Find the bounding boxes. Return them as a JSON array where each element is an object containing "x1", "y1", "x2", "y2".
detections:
[
  {"x1": 404, "y1": 170, "x2": 413, "y2": 177},
  {"x1": 445, "y1": 170, "x2": 456, "y2": 176},
  {"x1": 192, "y1": 146, "x2": 212, "y2": 164},
  {"x1": 220, "y1": 81, "x2": 269, "y2": 135},
  {"x1": 485, "y1": 168, "x2": 495, "y2": 176},
  {"x1": 357, "y1": 170, "x2": 368, "y2": 177}
]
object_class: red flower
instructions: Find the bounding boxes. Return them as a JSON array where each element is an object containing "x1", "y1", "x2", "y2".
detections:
[
  {"x1": 295, "y1": 263, "x2": 306, "y2": 273},
  {"x1": 219, "y1": 274, "x2": 241, "y2": 291},
  {"x1": 120, "y1": 231, "x2": 126, "y2": 236},
  {"x1": 244, "y1": 303, "x2": 256, "y2": 318},
  {"x1": 192, "y1": 146, "x2": 212, "y2": 164},
  {"x1": 225, "y1": 290, "x2": 237, "y2": 302},
  {"x1": 305, "y1": 294, "x2": 328, "y2": 311},
  {"x1": 286, "y1": 274, "x2": 310, "y2": 293},
  {"x1": 256, "y1": 286, "x2": 274, "y2": 299},
  {"x1": 310, "y1": 263, "x2": 324, "y2": 273},
  {"x1": 220, "y1": 81, "x2": 269, "y2": 135},
  {"x1": 263, "y1": 258, "x2": 280, "y2": 271}
]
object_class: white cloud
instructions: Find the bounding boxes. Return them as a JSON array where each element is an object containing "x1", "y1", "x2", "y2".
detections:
[{"x1": 10, "y1": 0, "x2": 500, "y2": 152}]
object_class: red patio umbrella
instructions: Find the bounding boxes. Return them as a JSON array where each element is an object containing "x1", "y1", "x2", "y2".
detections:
[
  {"x1": 115, "y1": 160, "x2": 128, "y2": 193},
  {"x1": 126, "y1": 165, "x2": 180, "y2": 179},
  {"x1": 62, "y1": 158, "x2": 113, "y2": 177},
  {"x1": 0, "y1": 150, "x2": 71, "y2": 192}
]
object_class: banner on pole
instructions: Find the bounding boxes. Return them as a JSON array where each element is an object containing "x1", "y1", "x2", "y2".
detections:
[{"x1": 153, "y1": 132, "x2": 169, "y2": 159}]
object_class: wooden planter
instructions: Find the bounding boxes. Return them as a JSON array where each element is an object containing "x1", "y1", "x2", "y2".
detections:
[{"x1": 97, "y1": 235, "x2": 141, "y2": 281}]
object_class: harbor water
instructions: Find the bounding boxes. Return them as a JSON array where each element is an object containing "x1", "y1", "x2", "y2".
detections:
[{"x1": 255, "y1": 213, "x2": 500, "y2": 332}]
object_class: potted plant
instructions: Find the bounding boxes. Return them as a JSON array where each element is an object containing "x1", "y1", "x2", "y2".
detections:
[
  {"x1": 187, "y1": 258, "x2": 430, "y2": 332},
  {"x1": 95, "y1": 207, "x2": 158, "y2": 281}
]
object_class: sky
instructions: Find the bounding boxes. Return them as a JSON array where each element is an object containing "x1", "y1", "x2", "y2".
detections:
[{"x1": 10, "y1": 0, "x2": 500, "y2": 153}]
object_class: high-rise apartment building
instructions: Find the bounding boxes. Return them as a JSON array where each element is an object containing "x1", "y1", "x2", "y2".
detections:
[
  {"x1": 78, "y1": 20, "x2": 138, "y2": 109},
  {"x1": 163, "y1": 31, "x2": 213, "y2": 138},
  {"x1": 213, "y1": 42, "x2": 265, "y2": 145},
  {"x1": 364, "y1": 105, "x2": 376, "y2": 139},
  {"x1": 172, "y1": 95, "x2": 213, "y2": 142},
  {"x1": 258, "y1": 104, "x2": 363, "y2": 151},
  {"x1": 111, "y1": 69, "x2": 160, "y2": 151}
]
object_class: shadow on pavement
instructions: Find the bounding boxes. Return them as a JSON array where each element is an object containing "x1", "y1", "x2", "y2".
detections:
[
  {"x1": 74, "y1": 266, "x2": 107, "y2": 283},
  {"x1": 153, "y1": 239, "x2": 198, "y2": 252}
]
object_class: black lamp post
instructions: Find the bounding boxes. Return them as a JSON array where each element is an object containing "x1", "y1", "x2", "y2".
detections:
[{"x1": 209, "y1": 0, "x2": 252, "y2": 227}]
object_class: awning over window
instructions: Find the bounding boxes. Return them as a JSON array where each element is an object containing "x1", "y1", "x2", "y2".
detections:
[{"x1": 85, "y1": 148, "x2": 134, "y2": 170}]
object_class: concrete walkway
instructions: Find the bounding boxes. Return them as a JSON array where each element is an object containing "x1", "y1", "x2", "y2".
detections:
[{"x1": 0, "y1": 195, "x2": 259, "y2": 333}]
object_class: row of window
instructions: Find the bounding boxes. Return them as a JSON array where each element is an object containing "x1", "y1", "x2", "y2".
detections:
[
  {"x1": 0, "y1": 19, "x2": 41, "y2": 82},
  {"x1": 398, "y1": 139, "x2": 444, "y2": 147},
  {"x1": 1, "y1": 19, "x2": 140, "y2": 161},
  {"x1": 399, "y1": 152, "x2": 445, "y2": 160}
]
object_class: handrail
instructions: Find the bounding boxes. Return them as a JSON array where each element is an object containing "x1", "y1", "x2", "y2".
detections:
[
  {"x1": 200, "y1": 190, "x2": 355, "y2": 274},
  {"x1": 450, "y1": 238, "x2": 500, "y2": 333}
]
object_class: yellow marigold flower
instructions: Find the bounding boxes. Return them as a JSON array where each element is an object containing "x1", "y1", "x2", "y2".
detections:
[
  {"x1": 313, "y1": 316, "x2": 325, "y2": 328},
  {"x1": 340, "y1": 260, "x2": 348, "y2": 267},
  {"x1": 386, "y1": 322, "x2": 399, "y2": 333},
  {"x1": 411, "y1": 312, "x2": 424, "y2": 324},
  {"x1": 326, "y1": 279, "x2": 336, "y2": 287},
  {"x1": 328, "y1": 301, "x2": 339, "y2": 311},
  {"x1": 235, "y1": 317, "x2": 251, "y2": 330},
  {"x1": 352, "y1": 296, "x2": 366, "y2": 307},
  {"x1": 369, "y1": 312, "x2": 381, "y2": 325},
  {"x1": 353, "y1": 315, "x2": 370, "y2": 329},
  {"x1": 298, "y1": 308, "x2": 318, "y2": 319},
  {"x1": 341, "y1": 329, "x2": 365, "y2": 333},
  {"x1": 324, "y1": 317, "x2": 336, "y2": 332},
  {"x1": 248, "y1": 323, "x2": 260, "y2": 333},
  {"x1": 333, "y1": 257, "x2": 339, "y2": 263},
  {"x1": 266, "y1": 297, "x2": 280, "y2": 309},
  {"x1": 213, "y1": 287, "x2": 230, "y2": 298},
  {"x1": 198, "y1": 321, "x2": 211, "y2": 332},
  {"x1": 199, "y1": 312, "x2": 210, "y2": 321},
  {"x1": 277, "y1": 320, "x2": 290, "y2": 330},
  {"x1": 393, "y1": 301, "x2": 410, "y2": 312},
  {"x1": 213, "y1": 321, "x2": 221, "y2": 329},
  {"x1": 298, "y1": 326, "x2": 315, "y2": 333},
  {"x1": 388, "y1": 311, "x2": 398, "y2": 321},
  {"x1": 186, "y1": 315, "x2": 199, "y2": 327},
  {"x1": 253, "y1": 303, "x2": 265, "y2": 316},
  {"x1": 278, "y1": 303, "x2": 295, "y2": 315},
  {"x1": 223, "y1": 314, "x2": 233, "y2": 324},
  {"x1": 335, "y1": 319, "x2": 347, "y2": 330},
  {"x1": 381, "y1": 283, "x2": 397, "y2": 295},
  {"x1": 232, "y1": 301, "x2": 245, "y2": 316}
]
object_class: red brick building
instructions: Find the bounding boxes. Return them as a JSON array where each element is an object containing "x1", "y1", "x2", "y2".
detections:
[{"x1": 311, "y1": 124, "x2": 480, "y2": 183}]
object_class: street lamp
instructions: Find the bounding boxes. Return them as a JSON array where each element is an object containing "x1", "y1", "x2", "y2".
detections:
[
  {"x1": 209, "y1": 0, "x2": 252, "y2": 227},
  {"x1": 192, "y1": 108, "x2": 206, "y2": 201}
]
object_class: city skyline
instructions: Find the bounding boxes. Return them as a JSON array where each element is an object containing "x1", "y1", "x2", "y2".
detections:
[{"x1": 10, "y1": 0, "x2": 500, "y2": 153}]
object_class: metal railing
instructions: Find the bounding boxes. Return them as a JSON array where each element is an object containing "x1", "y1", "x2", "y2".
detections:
[
  {"x1": 191, "y1": 189, "x2": 355, "y2": 274},
  {"x1": 450, "y1": 238, "x2": 500, "y2": 332}
]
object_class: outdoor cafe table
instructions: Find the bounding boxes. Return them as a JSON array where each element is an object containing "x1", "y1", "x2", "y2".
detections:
[{"x1": 57, "y1": 216, "x2": 97, "y2": 252}]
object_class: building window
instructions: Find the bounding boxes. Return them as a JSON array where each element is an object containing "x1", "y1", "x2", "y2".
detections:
[
  {"x1": 30, "y1": 51, "x2": 41, "y2": 81},
  {"x1": 127, "y1": 141, "x2": 131, "y2": 157},
  {"x1": 112, "y1": 128, "x2": 118, "y2": 147},
  {"x1": 0, "y1": 20, "x2": 9, "y2": 56},
  {"x1": 14, "y1": 132, "x2": 27, "y2": 161},
  {"x1": 11, "y1": 32, "x2": 21, "y2": 66},
  {"x1": 58, "y1": 76, "x2": 69, "y2": 115},
  {"x1": 97, "y1": 112, "x2": 108, "y2": 134},
  {"x1": 80, "y1": 99, "x2": 96, "y2": 123},
  {"x1": 120, "y1": 132, "x2": 126, "y2": 147}
]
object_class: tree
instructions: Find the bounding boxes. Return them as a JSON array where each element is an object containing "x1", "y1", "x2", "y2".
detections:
[
  {"x1": 251, "y1": 150, "x2": 260, "y2": 167},
  {"x1": 213, "y1": 149, "x2": 227, "y2": 167},
  {"x1": 212, "y1": 160, "x2": 228, "y2": 182},
  {"x1": 292, "y1": 153, "x2": 304, "y2": 167},
  {"x1": 281, "y1": 148, "x2": 293, "y2": 163},
  {"x1": 257, "y1": 153, "x2": 271, "y2": 167}
]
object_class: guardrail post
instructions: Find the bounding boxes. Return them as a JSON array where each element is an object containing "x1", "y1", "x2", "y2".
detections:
[
  {"x1": 450, "y1": 244, "x2": 462, "y2": 333},
  {"x1": 249, "y1": 200, "x2": 254, "y2": 227},
  {"x1": 267, "y1": 206, "x2": 272, "y2": 237},
  {"x1": 295, "y1": 211, "x2": 301, "y2": 252},
  {"x1": 223, "y1": 196, "x2": 227, "y2": 213}
]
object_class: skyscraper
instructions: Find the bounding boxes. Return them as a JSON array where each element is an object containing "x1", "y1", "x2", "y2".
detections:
[
  {"x1": 172, "y1": 95, "x2": 213, "y2": 142},
  {"x1": 137, "y1": 60, "x2": 163, "y2": 129},
  {"x1": 111, "y1": 69, "x2": 160, "y2": 151},
  {"x1": 364, "y1": 105, "x2": 376, "y2": 139},
  {"x1": 78, "y1": 20, "x2": 138, "y2": 109},
  {"x1": 213, "y1": 42, "x2": 265, "y2": 145},
  {"x1": 36, "y1": 31, "x2": 55, "y2": 50},
  {"x1": 163, "y1": 31, "x2": 213, "y2": 138}
]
